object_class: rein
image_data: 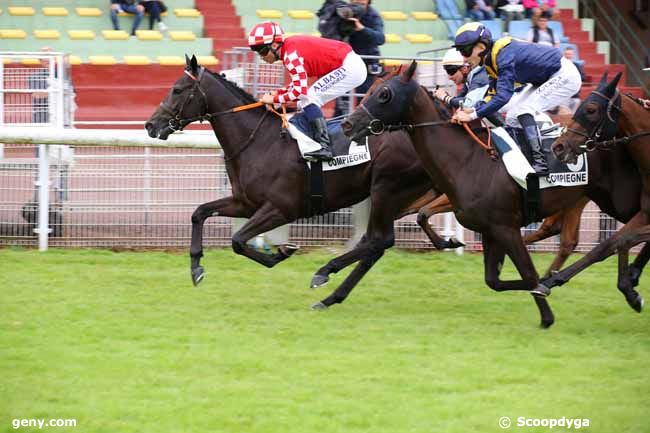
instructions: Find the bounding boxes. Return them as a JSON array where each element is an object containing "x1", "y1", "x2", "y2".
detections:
[
  {"x1": 159, "y1": 67, "x2": 290, "y2": 161},
  {"x1": 359, "y1": 101, "x2": 498, "y2": 160},
  {"x1": 160, "y1": 71, "x2": 288, "y2": 130}
]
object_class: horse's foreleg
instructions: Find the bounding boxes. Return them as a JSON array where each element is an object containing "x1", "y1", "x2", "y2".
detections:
[
  {"x1": 230, "y1": 201, "x2": 295, "y2": 268},
  {"x1": 629, "y1": 242, "x2": 650, "y2": 287},
  {"x1": 312, "y1": 239, "x2": 388, "y2": 309},
  {"x1": 483, "y1": 232, "x2": 554, "y2": 328},
  {"x1": 190, "y1": 196, "x2": 251, "y2": 286},
  {"x1": 416, "y1": 194, "x2": 465, "y2": 249},
  {"x1": 616, "y1": 247, "x2": 644, "y2": 312},
  {"x1": 541, "y1": 211, "x2": 648, "y2": 290}
]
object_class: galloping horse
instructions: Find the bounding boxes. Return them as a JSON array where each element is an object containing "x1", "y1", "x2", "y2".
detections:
[
  {"x1": 550, "y1": 72, "x2": 650, "y2": 309},
  {"x1": 145, "y1": 55, "x2": 462, "y2": 307},
  {"x1": 341, "y1": 62, "x2": 643, "y2": 327}
]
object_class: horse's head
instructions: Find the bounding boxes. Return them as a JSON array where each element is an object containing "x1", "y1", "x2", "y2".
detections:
[
  {"x1": 145, "y1": 55, "x2": 213, "y2": 140},
  {"x1": 342, "y1": 61, "x2": 420, "y2": 141},
  {"x1": 552, "y1": 72, "x2": 622, "y2": 164}
]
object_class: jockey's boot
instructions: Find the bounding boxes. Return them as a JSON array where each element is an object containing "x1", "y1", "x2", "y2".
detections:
[
  {"x1": 518, "y1": 113, "x2": 548, "y2": 175},
  {"x1": 305, "y1": 117, "x2": 334, "y2": 162}
]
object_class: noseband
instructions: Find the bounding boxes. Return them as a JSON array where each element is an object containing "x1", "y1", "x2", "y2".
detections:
[
  {"x1": 563, "y1": 89, "x2": 621, "y2": 152},
  {"x1": 159, "y1": 68, "x2": 210, "y2": 132}
]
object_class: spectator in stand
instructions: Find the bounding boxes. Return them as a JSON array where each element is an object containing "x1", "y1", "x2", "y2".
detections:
[
  {"x1": 465, "y1": 0, "x2": 496, "y2": 20},
  {"x1": 140, "y1": 1, "x2": 168, "y2": 32},
  {"x1": 522, "y1": 0, "x2": 558, "y2": 21},
  {"x1": 321, "y1": 0, "x2": 384, "y2": 117},
  {"x1": 527, "y1": 11, "x2": 559, "y2": 48},
  {"x1": 110, "y1": 0, "x2": 144, "y2": 36},
  {"x1": 558, "y1": 46, "x2": 586, "y2": 113},
  {"x1": 495, "y1": 0, "x2": 524, "y2": 30}
]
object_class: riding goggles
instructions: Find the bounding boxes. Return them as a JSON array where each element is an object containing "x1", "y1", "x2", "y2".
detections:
[
  {"x1": 443, "y1": 65, "x2": 462, "y2": 75},
  {"x1": 455, "y1": 44, "x2": 475, "y2": 58},
  {"x1": 251, "y1": 44, "x2": 271, "y2": 56}
]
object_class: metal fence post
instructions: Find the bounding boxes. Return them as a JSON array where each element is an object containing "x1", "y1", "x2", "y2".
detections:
[{"x1": 36, "y1": 144, "x2": 51, "y2": 251}]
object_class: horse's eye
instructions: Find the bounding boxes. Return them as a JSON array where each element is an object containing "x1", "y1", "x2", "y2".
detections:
[
  {"x1": 377, "y1": 87, "x2": 392, "y2": 104},
  {"x1": 172, "y1": 88, "x2": 182, "y2": 95},
  {"x1": 586, "y1": 105, "x2": 597, "y2": 115}
]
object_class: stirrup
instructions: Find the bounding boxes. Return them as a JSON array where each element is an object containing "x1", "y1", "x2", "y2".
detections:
[{"x1": 304, "y1": 148, "x2": 333, "y2": 161}]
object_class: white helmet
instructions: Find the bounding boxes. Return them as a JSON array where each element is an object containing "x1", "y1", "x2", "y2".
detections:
[{"x1": 441, "y1": 48, "x2": 465, "y2": 66}]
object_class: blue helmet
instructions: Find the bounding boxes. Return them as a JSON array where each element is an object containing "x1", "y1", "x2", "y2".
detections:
[{"x1": 453, "y1": 23, "x2": 493, "y2": 50}]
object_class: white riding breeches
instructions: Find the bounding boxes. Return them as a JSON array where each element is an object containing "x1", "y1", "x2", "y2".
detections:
[
  {"x1": 504, "y1": 57, "x2": 582, "y2": 127},
  {"x1": 297, "y1": 51, "x2": 368, "y2": 109}
]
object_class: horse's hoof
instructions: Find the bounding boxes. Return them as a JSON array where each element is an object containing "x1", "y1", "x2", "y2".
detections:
[
  {"x1": 531, "y1": 284, "x2": 551, "y2": 297},
  {"x1": 311, "y1": 301, "x2": 328, "y2": 310},
  {"x1": 628, "y1": 294, "x2": 644, "y2": 313},
  {"x1": 279, "y1": 243, "x2": 299, "y2": 258},
  {"x1": 310, "y1": 274, "x2": 329, "y2": 289},
  {"x1": 191, "y1": 266, "x2": 205, "y2": 287},
  {"x1": 446, "y1": 237, "x2": 465, "y2": 249},
  {"x1": 540, "y1": 316, "x2": 555, "y2": 329}
]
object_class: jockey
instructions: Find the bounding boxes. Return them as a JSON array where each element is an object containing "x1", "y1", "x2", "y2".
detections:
[
  {"x1": 450, "y1": 22, "x2": 582, "y2": 176},
  {"x1": 248, "y1": 21, "x2": 368, "y2": 161},
  {"x1": 433, "y1": 48, "x2": 489, "y2": 109}
]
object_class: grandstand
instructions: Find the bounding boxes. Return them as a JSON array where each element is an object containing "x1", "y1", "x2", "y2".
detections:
[{"x1": 0, "y1": 0, "x2": 644, "y2": 124}]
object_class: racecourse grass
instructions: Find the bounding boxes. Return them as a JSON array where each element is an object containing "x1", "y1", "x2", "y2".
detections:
[{"x1": 1, "y1": 247, "x2": 649, "y2": 433}]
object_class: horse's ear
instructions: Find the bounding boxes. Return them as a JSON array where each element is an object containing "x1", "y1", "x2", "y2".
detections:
[
  {"x1": 185, "y1": 54, "x2": 190, "y2": 67},
  {"x1": 598, "y1": 71, "x2": 608, "y2": 86},
  {"x1": 400, "y1": 61, "x2": 417, "y2": 82},
  {"x1": 190, "y1": 55, "x2": 199, "y2": 74},
  {"x1": 605, "y1": 72, "x2": 623, "y2": 95}
]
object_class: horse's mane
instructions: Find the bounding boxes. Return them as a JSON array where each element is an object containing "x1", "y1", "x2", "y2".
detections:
[
  {"x1": 203, "y1": 68, "x2": 258, "y2": 105},
  {"x1": 423, "y1": 87, "x2": 452, "y2": 121}
]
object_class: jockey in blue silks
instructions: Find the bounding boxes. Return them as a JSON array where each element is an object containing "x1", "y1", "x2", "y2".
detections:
[{"x1": 450, "y1": 22, "x2": 582, "y2": 177}]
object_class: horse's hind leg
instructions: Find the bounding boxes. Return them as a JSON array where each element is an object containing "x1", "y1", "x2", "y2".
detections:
[
  {"x1": 190, "y1": 196, "x2": 251, "y2": 286},
  {"x1": 230, "y1": 201, "x2": 298, "y2": 268}
]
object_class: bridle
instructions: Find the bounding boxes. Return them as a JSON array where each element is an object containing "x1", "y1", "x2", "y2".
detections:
[
  {"x1": 356, "y1": 85, "x2": 497, "y2": 159},
  {"x1": 561, "y1": 90, "x2": 650, "y2": 153},
  {"x1": 563, "y1": 89, "x2": 622, "y2": 152},
  {"x1": 157, "y1": 66, "x2": 289, "y2": 161}
]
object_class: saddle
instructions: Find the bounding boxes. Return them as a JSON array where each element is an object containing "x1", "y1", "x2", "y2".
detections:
[{"x1": 289, "y1": 113, "x2": 356, "y2": 157}]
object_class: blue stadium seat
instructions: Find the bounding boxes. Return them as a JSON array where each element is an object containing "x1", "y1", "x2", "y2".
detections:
[
  {"x1": 508, "y1": 20, "x2": 530, "y2": 40},
  {"x1": 547, "y1": 20, "x2": 569, "y2": 43},
  {"x1": 437, "y1": 0, "x2": 462, "y2": 20},
  {"x1": 480, "y1": 20, "x2": 502, "y2": 40}
]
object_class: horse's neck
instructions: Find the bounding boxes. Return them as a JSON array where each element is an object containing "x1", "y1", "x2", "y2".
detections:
[
  {"x1": 620, "y1": 95, "x2": 650, "y2": 135},
  {"x1": 408, "y1": 91, "x2": 486, "y2": 193},
  {"x1": 208, "y1": 107, "x2": 274, "y2": 160}
]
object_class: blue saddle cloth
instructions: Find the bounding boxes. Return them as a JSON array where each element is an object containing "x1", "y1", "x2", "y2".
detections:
[{"x1": 289, "y1": 112, "x2": 355, "y2": 157}]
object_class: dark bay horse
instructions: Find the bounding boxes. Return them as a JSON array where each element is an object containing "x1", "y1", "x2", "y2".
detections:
[
  {"x1": 341, "y1": 62, "x2": 643, "y2": 327},
  {"x1": 550, "y1": 72, "x2": 650, "y2": 309},
  {"x1": 144, "y1": 55, "x2": 463, "y2": 307}
]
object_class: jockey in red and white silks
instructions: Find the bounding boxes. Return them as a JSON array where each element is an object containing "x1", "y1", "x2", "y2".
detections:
[{"x1": 248, "y1": 21, "x2": 367, "y2": 161}]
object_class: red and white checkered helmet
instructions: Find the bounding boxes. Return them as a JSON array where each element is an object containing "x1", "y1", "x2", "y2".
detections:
[{"x1": 248, "y1": 22, "x2": 285, "y2": 47}]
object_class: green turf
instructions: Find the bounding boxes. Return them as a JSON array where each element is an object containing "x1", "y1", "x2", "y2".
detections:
[{"x1": 1, "y1": 247, "x2": 649, "y2": 433}]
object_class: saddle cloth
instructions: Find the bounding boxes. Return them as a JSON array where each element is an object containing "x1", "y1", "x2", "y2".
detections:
[
  {"x1": 288, "y1": 113, "x2": 371, "y2": 171},
  {"x1": 492, "y1": 115, "x2": 588, "y2": 190}
]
